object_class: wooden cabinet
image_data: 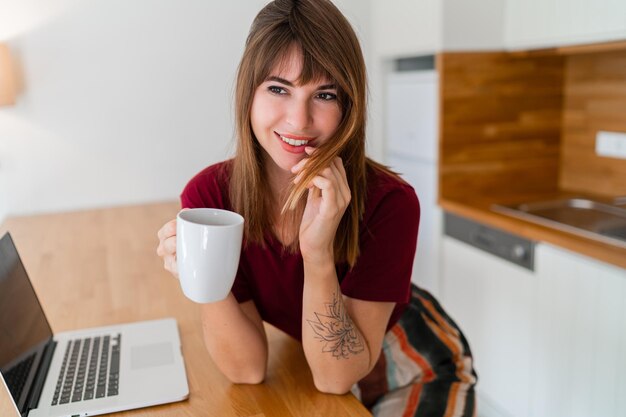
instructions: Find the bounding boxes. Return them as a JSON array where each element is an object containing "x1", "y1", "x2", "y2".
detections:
[
  {"x1": 441, "y1": 235, "x2": 626, "y2": 417},
  {"x1": 506, "y1": 0, "x2": 626, "y2": 49}
]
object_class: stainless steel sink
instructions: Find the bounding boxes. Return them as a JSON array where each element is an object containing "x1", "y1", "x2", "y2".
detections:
[{"x1": 492, "y1": 198, "x2": 626, "y2": 248}]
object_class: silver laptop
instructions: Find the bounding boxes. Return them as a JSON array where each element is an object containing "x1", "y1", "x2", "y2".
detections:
[{"x1": 0, "y1": 232, "x2": 189, "y2": 417}]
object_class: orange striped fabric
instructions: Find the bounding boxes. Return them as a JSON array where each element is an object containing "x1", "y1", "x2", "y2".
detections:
[
  {"x1": 359, "y1": 284, "x2": 477, "y2": 417},
  {"x1": 402, "y1": 384, "x2": 424, "y2": 417},
  {"x1": 391, "y1": 325, "x2": 436, "y2": 383}
]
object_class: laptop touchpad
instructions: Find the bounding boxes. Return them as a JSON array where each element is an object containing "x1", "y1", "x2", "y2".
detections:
[{"x1": 131, "y1": 342, "x2": 174, "y2": 369}]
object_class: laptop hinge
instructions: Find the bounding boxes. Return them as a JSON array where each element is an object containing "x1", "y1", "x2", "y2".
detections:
[{"x1": 25, "y1": 339, "x2": 57, "y2": 415}]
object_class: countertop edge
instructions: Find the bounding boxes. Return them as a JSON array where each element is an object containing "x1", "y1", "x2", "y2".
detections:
[{"x1": 439, "y1": 199, "x2": 626, "y2": 271}]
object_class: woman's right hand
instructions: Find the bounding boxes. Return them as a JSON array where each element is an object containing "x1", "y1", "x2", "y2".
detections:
[{"x1": 157, "y1": 218, "x2": 178, "y2": 278}]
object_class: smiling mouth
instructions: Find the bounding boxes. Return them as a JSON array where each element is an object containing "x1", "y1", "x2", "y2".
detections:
[{"x1": 276, "y1": 132, "x2": 313, "y2": 147}]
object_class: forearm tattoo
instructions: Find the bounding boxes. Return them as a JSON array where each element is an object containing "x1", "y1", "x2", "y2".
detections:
[{"x1": 306, "y1": 286, "x2": 364, "y2": 359}]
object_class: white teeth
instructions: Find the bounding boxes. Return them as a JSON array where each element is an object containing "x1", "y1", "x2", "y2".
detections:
[{"x1": 280, "y1": 135, "x2": 309, "y2": 147}]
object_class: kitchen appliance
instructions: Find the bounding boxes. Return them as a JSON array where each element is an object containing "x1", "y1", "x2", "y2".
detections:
[
  {"x1": 444, "y1": 212, "x2": 535, "y2": 270},
  {"x1": 384, "y1": 62, "x2": 440, "y2": 295}
]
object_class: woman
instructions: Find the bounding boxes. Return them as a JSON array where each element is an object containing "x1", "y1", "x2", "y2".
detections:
[{"x1": 156, "y1": 0, "x2": 477, "y2": 415}]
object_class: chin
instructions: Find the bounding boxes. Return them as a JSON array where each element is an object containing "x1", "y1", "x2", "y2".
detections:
[
  {"x1": 275, "y1": 158, "x2": 300, "y2": 173},
  {"x1": 263, "y1": 152, "x2": 300, "y2": 174}
]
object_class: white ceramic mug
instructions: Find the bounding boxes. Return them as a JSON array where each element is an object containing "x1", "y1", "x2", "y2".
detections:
[{"x1": 176, "y1": 208, "x2": 244, "y2": 303}]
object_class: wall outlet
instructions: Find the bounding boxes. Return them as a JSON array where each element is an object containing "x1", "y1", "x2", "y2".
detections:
[{"x1": 596, "y1": 131, "x2": 626, "y2": 159}]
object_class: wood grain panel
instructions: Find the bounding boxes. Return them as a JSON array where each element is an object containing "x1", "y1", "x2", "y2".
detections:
[
  {"x1": 438, "y1": 52, "x2": 564, "y2": 202},
  {"x1": 437, "y1": 41, "x2": 626, "y2": 271},
  {"x1": 559, "y1": 50, "x2": 626, "y2": 196}
]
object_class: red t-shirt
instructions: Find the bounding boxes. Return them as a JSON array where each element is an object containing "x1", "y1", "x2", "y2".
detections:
[{"x1": 180, "y1": 160, "x2": 420, "y2": 341}]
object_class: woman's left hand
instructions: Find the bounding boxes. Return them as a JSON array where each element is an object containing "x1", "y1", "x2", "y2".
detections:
[{"x1": 291, "y1": 147, "x2": 351, "y2": 265}]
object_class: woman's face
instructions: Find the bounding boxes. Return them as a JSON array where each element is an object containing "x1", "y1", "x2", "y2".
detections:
[{"x1": 250, "y1": 47, "x2": 342, "y2": 173}]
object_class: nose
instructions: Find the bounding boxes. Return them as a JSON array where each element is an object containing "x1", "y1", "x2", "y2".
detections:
[{"x1": 286, "y1": 98, "x2": 312, "y2": 131}]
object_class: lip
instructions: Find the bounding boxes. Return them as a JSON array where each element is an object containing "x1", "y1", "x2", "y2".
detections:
[
  {"x1": 275, "y1": 131, "x2": 316, "y2": 141},
  {"x1": 274, "y1": 131, "x2": 315, "y2": 154}
]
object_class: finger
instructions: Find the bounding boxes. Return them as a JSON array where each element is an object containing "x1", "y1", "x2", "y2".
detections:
[
  {"x1": 157, "y1": 219, "x2": 177, "y2": 240},
  {"x1": 307, "y1": 185, "x2": 320, "y2": 201},
  {"x1": 164, "y1": 255, "x2": 179, "y2": 278},
  {"x1": 290, "y1": 157, "x2": 309, "y2": 174},
  {"x1": 293, "y1": 166, "x2": 309, "y2": 184},
  {"x1": 334, "y1": 156, "x2": 348, "y2": 181},
  {"x1": 332, "y1": 157, "x2": 351, "y2": 203},
  {"x1": 171, "y1": 256, "x2": 178, "y2": 277},
  {"x1": 309, "y1": 175, "x2": 335, "y2": 200},
  {"x1": 313, "y1": 164, "x2": 343, "y2": 197},
  {"x1": 324, "y1": 161, "x2": 341, "y2": 191},
  {"x1": 304, "y1": 146, "x2": 317, "y2": 155},
  {"x1": 328, "y1": 159, "x2": 342, "y2": 184},
  {"x1": 312, "y1": 158, "x2": 349, "y2": 211},
  {"x1": 328, "y1": 161, "x2": 347, "y2": 206},
  {"x1": 163, "y1": 236, "x2": 177, "y2": 255},
  {"x1": 310, "y1": 175, "x2": 344, "y2": 217}
]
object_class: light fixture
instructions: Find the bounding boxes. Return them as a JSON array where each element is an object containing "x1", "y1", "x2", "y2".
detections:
[{"x1": 0, "y1": 43, "x2": 16, "y2": 106}]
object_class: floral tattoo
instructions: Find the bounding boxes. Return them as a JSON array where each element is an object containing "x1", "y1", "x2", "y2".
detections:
[{"x1": 307, "y1": 286, "x2": 364, "y2": 359}]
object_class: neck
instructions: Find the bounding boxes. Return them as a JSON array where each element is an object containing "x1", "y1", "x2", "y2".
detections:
[
  {"x1": 264, "y1": 159, "x2": 293, "y2": 201},
  {"x1": 262, "y1": 158, "x2": 300, "y2": 245}
]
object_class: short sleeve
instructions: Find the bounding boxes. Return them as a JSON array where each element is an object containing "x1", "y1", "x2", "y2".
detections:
[
  {"x1": 180, "y1": 180, "x2": 206, "y2": 209},
  {"x1": 340, "y1": 185, "x2": 420, "y2": 304},
  {"x1": 179, "y1": 162, "x2": 253, "y2": 303},
  {"x1": 180, "y1": 164, "x2": 228, "y2": 209}
]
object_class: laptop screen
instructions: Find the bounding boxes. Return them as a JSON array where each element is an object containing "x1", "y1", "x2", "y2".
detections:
[{"x1": 0, "y1": 233, "x2": 53, "y2": 410}]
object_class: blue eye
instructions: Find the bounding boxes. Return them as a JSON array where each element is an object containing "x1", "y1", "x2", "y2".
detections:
[
  {"x1": 317, "y1": 92, "x2": 337, "y2": 101},
  {"x1": 268, "y1": 86, "x2": 287, "y2": 95}
]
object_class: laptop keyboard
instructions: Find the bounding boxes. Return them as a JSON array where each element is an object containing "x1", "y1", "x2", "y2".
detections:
[
  {"x1": 3, "y1": 352, "x2": 36, "y2": 403},
  {"x1": 52, "y1": 334, "x2": 121, "y2": 406}
]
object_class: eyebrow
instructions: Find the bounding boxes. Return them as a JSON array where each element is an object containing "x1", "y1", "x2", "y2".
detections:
[{"x1": 266, "y1": 76, "x2": 336, "y2": 90}]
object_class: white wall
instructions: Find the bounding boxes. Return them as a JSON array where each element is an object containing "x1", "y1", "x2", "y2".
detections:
[{"x1": 0, "y1": 0, "x2": 373, "y2": 223}]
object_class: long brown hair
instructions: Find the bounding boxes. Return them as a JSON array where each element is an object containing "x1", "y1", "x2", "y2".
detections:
[{"x1": 231, "y1": 0, "x2": 389, "y2": 267}]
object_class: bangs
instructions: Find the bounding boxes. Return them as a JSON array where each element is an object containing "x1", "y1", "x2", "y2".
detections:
[
  {"x1": 274, "y1": 44, "x2": 334, "y2": 85},
  {"x1": 251, "y1": 26, "x2": 335, "y2": 87}
]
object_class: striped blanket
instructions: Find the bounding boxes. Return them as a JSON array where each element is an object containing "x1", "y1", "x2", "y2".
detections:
[{"x1": 353, "y1": 284, "x2": 478, "y2": 417}]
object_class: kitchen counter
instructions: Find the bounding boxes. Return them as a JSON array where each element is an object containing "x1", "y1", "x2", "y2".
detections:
[
  {"x1": 437, "y1": 41, "x2": 626, "y2": 271},
  {"x1": 440, "y1": 194, "x2": 626, "y2": 270}
]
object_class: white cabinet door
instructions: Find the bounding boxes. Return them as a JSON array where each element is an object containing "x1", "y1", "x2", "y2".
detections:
[
  {"x1": 371, "y1": 0, "x2": 441, "y2": 57},
  {"x1": 506, "y1": 0, "x2": 626, "y2": 49},
  {"x1": 441, "y1": 236, "x2": 626, "y2": 417},
  {"x1": 506, "y1": 0, "x2": 557, "y2": 48},
  {"x1": 584, "y1": 0, "x2": 626, "y2": 41},
  {"x1": 532, "y1": 244, "x2": 626, "y2": 417},
  {"x1": 441, "y1": 236, "x2": 535, "y2": 417}
]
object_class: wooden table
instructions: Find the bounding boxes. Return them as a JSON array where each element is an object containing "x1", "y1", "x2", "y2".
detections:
[{"x1": 0, "y1": 202, "x2": 371, "y2": 417}]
